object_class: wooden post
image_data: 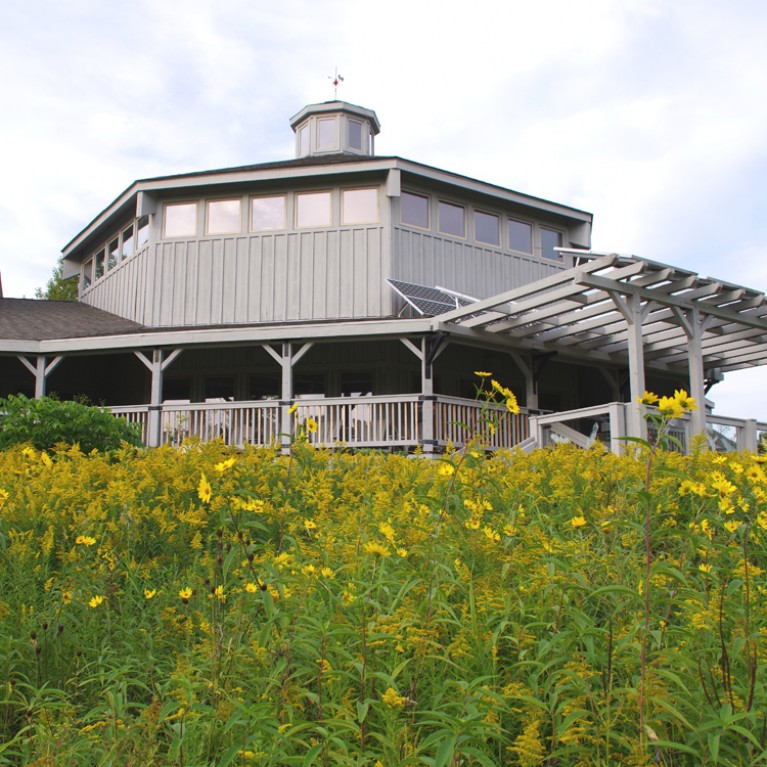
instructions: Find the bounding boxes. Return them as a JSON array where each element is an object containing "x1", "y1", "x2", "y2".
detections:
[{"x1": 135, "y1": 349, "x2": 182, "y2": 447}]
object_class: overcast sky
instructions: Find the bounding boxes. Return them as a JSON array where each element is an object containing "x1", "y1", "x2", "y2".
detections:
[{"x1": 2, "y1": 0, "x2": 767, "y2": 419}]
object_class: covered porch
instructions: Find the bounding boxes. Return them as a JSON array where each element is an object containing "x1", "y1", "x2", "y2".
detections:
[{"x1": 5, "y1": 253, "x2": 767, "y2": 455}]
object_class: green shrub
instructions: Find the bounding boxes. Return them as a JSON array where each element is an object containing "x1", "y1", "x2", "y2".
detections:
[{"x1": 0, "y1": 394, "x2": 142, "y2": 452}]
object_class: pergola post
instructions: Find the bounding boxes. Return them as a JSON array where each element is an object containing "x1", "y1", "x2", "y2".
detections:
[
  {"x1": 680, "y1": 308, "x2": 708, "y2": 437},
  {"x1": 612, "y1": 292, "x2": 648, "y2": 442}
]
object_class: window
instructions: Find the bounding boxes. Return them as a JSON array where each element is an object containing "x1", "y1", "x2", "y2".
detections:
[
  {"x1": 317, "y1": 118, "x2": 337, "y2": 150},
  {"x1": 165, "y1": 202, "x2": 197, "y2": 237},
  {"x1": 94, "y1": 248, "x2": 106, "y2": 279},
  {"x1": 342, "y1": 188, "x2": 378, "y2": 225},
  {"x1": 508, "y1": 219, "x2": 533, "y2": 253},
  {"x1": 298, "y1": 124, "x2": 310, "y2": 156},
  {"x1": 107, "y1": 239, "x2": 119, "y2": 271},
  {"x1": 136, "y1": 216, "x2": 149, "y2": 250},
  {"x1": 438, "y1": 201, "x2": 465, "y2": 238},
  {"x1": 121, "y1": 224, "x2": 134, "y2": 260},
  {"x1": 474, "y1": 210, "x2": 499, "y2": 246},
  {"x1": 296, "y1": 191, "x2": 332, "y2": 227},
  {"x1": 251, "y1": 195, "x2": 286, "y2": 230},
  {"x1": 541, "y1": 227, "x2": 563, "y2": 260},
  {"x1": 348, "y1": 120, "x2": 363, "y2": 150},
  {"x1": 82, "y1": 259, "x2": 93, "y2": 290},
  {"x1": 400, "y1": 191, "x2": 429, "y2": 228},
  {"x1": 207, "y1": 199, "x2": 241, "y2": 234}
]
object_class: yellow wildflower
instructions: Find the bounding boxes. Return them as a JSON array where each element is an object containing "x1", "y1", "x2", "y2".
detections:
[
  {"x1": 319, "y1": 567, "x2": 335, "y2": 579},
  {"x1": 144, "y1": 589, "x2": 157, "y2": 600},
  {"x1": 505, "y1": 393, "x2": 520, "y2": 415},
  {"x1": 656, "y1": 396, "x2": 685, "y2": 419},
  {"x1": 89, "y1": 595, "x2": 105, "y2": 609},
  {"x1": 699, "y1": 563, "x2": 712, "y2": 574},
  {"x1": 474, "y1": 370, "x2": 492, "y2": 377},
  {"x1": 178, "y1": 587, "x2": 193, "y2": 602},
  {"x1": 198, "y1": 473, "x2": 212, "y2": 504},
  {"x1": 674, "y1": 389, "x2": 697, "y2": 411},
  {"x1": 570, "y1": 515, "x2": 587, "y2": 529},
  {"x1": 363, "y1": 541, "x2": 391, "y2": 558},
  {"x1": 245, "y1": 582, "x2": 259, "y2": 593},
  {"x1": 304, "y1": 519, "x2": 317, "y2": 532},
  {"x1": 75, "y1": 535, "x2": 97, "y2": 546},
  {"x1": 41, "y1": 451, "x2": 52, "y2": 468},
  {"x1": 305, "y1": 417, "x2": 318, "y2": 433},
  {"x1": 724, "y1": 520, "x2": 740, "y2": 534},
  {"x1": 210, "y1": 585, "x2": 226, "y2": 602},
  {"x1": 482, "y1": 525, "x2": 501, "y2": 543},
  {"x1": 22, "y1": 446, "x2": 36, "y2": 460},
  {"x1": 62, "y1": 591, "x2": 72, "y2": 605},
  {"x1": 638, "y1": 390, "x2": 659, "y2": 405},
  {"x1": 288, "y1": 402, "x2": 298, "y2": 415},
  {"x1": 214, "y1": 457, "x2": 236, "y2": 473},
  {"x1": 439, "y1": 463, "x2": 455, "y2": 477},
  {"x1": 0, "y1": 488, "x2": 8, "y2": 509},
  {"x1": 379, "y1": 520, "x2": 396, "y2": 543},
  {"x1": 381, "y1": 687, "x2": 406, "y2": 708},
  {"x1": 396, "y1": 548, "x2": 408, "y2": 558}
]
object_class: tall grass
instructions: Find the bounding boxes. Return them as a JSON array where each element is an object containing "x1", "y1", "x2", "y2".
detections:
[{"x1": 1, "y1": 430, "x2": 767, "y2": 765}]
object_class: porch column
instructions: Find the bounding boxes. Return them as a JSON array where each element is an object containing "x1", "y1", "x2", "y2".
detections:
[
  {"x1": 135, "y1": 349, "x2": 183, "y2": 447},
  {"x1": 264, "y1": 342, "x2": 313, "y2": 452},
  {"x1": 420, "y1": 337, "x2": 436, "y2": 454},
  {"x1": 674, "y1": 307, "x2": 708, "y2": 437},
  {"x1": 17, "y1": 355, "x2": 63, "y2": 398},
  {"x1": 400, "y1": 337, "x2": 437, "y2": 453}
]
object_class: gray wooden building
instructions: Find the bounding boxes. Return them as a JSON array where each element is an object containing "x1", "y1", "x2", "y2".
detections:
[{"x1": 2, "y1": 100, "x2": 767, "y2": 452}]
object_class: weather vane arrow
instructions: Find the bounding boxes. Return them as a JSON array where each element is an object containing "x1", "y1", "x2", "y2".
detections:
[{"x1": 328, "y1": 67, "x2": 344, "y2": 98}]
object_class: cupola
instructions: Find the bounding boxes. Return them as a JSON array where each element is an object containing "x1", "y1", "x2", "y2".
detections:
[{"x1": 289, "y1": 101, "x2": 381, "y2": 159}]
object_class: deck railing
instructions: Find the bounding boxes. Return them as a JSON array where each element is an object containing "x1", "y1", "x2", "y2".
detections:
[
  {"x1": 530, "y1": 403, "x2": 767, "y2": 454},
  {"x1": 111, "y1": 398, "x2": 766, "y2": 454},
  {"x1": 110, "y1": 395, "x2": 531, "y2": 450}
]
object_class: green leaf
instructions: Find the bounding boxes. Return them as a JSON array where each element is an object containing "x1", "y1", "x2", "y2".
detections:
[
  {"x1": 301, "y1": 743, "x2": 324, "y2": 766},
  {"x1": 433, "y1": 733, "x2": 457, "y2": 767}
]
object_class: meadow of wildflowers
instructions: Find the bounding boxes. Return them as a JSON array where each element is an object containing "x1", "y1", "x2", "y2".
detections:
[{"x1": 1, "y1": 400, "x2": 767, "y2": 765}]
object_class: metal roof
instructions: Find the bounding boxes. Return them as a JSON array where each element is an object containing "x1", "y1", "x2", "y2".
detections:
[{"x1": 431, "y1": 252, "x2": 767, "y2": 374}]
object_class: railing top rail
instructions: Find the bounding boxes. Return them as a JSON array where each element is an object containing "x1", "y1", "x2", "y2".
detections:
[
  {"x1": 532, "y1": 402, "x2": 628, "y2": 425},
  {"x1": 433, "y1": 394, "x2": 531, "y2": 414}
]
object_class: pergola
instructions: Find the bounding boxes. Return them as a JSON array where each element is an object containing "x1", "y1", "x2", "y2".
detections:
[{"x1": 432, "y1": 252, "x2": 767, "y2": 439}]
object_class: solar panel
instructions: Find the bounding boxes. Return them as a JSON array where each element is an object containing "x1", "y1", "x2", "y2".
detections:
[{"x1": 387, "y1": 279, "x2": 474, "y2": 317}]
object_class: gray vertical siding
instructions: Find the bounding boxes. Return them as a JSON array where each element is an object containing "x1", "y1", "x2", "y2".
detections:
[
  {"x1": 81, "y1": 227, "x2": 387, "y2": 327},
  {"x1": 390, "y1": 227, "x2": 568, "y2": 300}
]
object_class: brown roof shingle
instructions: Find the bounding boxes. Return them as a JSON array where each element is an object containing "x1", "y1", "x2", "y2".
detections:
[{"x1": 0, "y1": 299, "x2": 146, "y2": 341}]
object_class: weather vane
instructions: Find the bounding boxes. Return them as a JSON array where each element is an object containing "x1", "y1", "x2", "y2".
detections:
[{"x1": 328, "y1": 67, "x2": 344, "y2": 98}]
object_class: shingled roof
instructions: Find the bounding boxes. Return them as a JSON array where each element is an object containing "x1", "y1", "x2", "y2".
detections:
[{"x1": 0, "y1": 299, "x2": 146, "y2": 341}]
